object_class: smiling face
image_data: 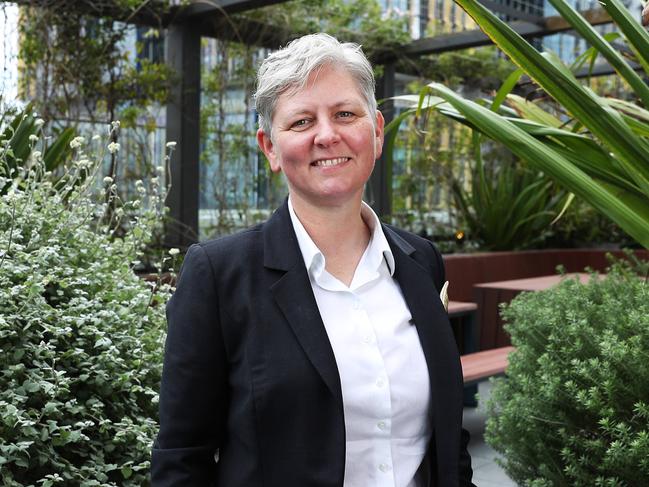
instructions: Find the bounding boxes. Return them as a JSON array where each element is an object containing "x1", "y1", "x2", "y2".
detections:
[{"x1": 257, "y1": 65, "x2": 384, "y2": 209}]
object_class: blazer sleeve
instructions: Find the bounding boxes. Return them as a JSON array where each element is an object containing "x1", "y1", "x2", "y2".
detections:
[
  {"x1": 151, "y1": 244, "x2": 228, "y2": 486},
  {"x1": 427, "y1": 240, "x2": 475, "y2": 487}
]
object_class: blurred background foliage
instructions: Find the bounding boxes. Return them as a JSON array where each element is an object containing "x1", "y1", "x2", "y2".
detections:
[{"x1": 2, "y1": 0, "x2": 642, "y2": 250}]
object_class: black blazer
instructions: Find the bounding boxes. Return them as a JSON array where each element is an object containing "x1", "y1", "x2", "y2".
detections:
[{"x1": 151, "y1": 200, "x2": 474, "y2": 486}]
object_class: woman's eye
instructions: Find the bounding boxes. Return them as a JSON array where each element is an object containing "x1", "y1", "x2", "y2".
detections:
[{"x1": 291, "y1": 119, "x2": 309, "y2": 129}]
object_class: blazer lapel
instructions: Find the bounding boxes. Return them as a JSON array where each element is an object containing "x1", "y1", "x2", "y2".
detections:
[
  {"x1": 382, "y1": 226, "x2": 455, "y2": 417},
  {"x1": 262, "y1": 201, "x2": 343, "y2": 405}
]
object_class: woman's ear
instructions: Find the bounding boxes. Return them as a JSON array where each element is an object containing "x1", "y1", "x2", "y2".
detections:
[
  {"x1": 257, "y1": 128, "x2": 281, "y2": 173},
  {"x1": 374, "y1": 110, "x2": 385, "y2": 159}
]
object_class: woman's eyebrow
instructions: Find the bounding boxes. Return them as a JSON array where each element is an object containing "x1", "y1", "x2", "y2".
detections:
[
  {"x1": 283, "y1": 109, "x2": 312, "y2": 119},
  {"x1": 331, "y1": 100, "x2": 362, "y2": 108},
  {"x1": 281, "y1": 100, "x2": 363, "y2": 119}
]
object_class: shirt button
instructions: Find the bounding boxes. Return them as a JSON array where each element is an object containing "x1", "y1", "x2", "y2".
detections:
[
  {"x1": 377, "y1": 421, "x2": 387, "y2": 430},
  {"x1": 363, "y1": 335, "x2": 372, "y2": 344},
  {"x1": 376, "y1": 377, "x2": 385, "y2": 388},
  {"x1": 379, "y1": 463, "x2": 391, "y2": 473},
  {"x1": 352, "y1": 299, "x2": 361, "y2": 310}
]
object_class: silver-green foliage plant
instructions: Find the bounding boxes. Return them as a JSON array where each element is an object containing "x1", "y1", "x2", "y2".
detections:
[
  {"x1": 0, "y1": 119, "x2": 175, "y2": 485},
  {"x1": 487, "y1": 261, "x2": 649, "y2": 486}
]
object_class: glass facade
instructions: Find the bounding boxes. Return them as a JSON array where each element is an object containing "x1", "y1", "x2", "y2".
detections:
[{"x1": 198, "y1": 40, "x2": 286, "y2": 239}]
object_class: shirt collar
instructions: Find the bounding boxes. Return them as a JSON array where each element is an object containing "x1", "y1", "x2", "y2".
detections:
[
  {"x1": 288, "y1": 197, "x2": 395, "y2": 280},
  {"x1": 360, "y1": 202, "x2": 395, "y2": 276},
  {"x1": 288, "y1": 197, "x2": 325, "y2": 278}
]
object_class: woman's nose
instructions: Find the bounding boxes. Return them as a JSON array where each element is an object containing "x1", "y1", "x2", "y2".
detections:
[{"x1": 313, "y1": 120, "x2": 341, "y2": 146}]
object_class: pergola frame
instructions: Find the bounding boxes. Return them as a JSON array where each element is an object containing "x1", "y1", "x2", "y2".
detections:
[{"x1": 11, "y1": 0, "x2": 619, "y2": 246}]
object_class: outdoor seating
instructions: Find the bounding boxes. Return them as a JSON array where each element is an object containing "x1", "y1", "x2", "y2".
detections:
[{"x1": 461, "y1": 346, "x2": 514, "y2": 386}]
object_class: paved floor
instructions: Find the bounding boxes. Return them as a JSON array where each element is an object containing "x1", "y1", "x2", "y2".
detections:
[{"x1": 463, "y1": 381, "x2": 519, "y2": 487}]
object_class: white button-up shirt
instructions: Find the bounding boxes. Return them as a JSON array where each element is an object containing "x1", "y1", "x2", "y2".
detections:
[{"x1": 288, "y1": 199, "x2": 432, "y2": 487}]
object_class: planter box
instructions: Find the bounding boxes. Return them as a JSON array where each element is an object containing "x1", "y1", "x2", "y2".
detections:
[{"x1": 443, "y1": 248, "x2": 648, "y2": 349}]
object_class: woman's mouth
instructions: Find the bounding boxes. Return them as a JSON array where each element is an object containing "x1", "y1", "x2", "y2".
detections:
[{"x1": 311, "y1": 157, "x2": 351, "y2": 167}]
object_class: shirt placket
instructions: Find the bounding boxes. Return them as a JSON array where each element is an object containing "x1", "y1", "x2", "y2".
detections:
[{"x1": 351, "y1": 291, "x2": 396, "y2": 486}]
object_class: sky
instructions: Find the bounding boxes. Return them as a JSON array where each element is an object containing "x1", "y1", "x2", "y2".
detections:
[{"x1": 0, "y1": 3, "x2": 19, "y2": 103}]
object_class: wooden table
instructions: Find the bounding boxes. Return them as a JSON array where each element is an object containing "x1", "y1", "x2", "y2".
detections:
[{"x1": 473, "y1": 273, "x2": 594, "y2": 350}]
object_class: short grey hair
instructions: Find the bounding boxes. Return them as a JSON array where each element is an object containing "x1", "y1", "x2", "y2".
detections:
[{"x1": 254, "y1": 33, "x2": 377, "y2": 136}]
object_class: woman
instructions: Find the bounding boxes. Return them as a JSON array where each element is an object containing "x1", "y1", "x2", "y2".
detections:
[{"x1": 152, "y1": 33, "x2": 474, "y2": 487}]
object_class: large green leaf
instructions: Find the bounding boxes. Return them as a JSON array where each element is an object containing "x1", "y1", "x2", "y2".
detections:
[
  {"x1": 43, "y1": 127, "x2": 75, "y2": 171},
  {"x1": 453, "y1": 0, "x2": 649, "y2": 197},
  {"x1": 491, "y1": 68, "x2": 523, "y2": 111},
  {"x1": 397, "y1": 96, "x2": 641, "y2": 194},
  {"x1": 0, "y1": 107, "x2": 75, "y2": 195},
  {"x1": 599, "y1": 0, "x2": 649, "y2": 75},
  {"x1": 427, "y1": 82, "x2": 649, "y2": 248},
  {"x1": 546, "y1": 0, "x2": 649, "y2": 106},
  {"x1": 605, "y1": 97, "x2": 649, "y2": 122},
  {"x1": 505, "y1": 95, "x2": 563, "y2": 128}
]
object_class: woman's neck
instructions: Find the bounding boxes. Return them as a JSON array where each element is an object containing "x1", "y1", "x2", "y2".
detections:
[{"x1": 290, "y1": 194, "x2": 371, "y2": 286}]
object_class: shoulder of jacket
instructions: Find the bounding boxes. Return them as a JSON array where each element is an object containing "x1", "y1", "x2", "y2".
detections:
[
  {"x1": 383, "y1": 223, "x2": 438, "y2": 254},
  {"x1": 195, "y1": 223, "x2": 264, "y2": 255}
]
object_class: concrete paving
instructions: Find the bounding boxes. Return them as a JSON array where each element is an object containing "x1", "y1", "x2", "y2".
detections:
[{"x1": 463, "y1": 381, "x2": 519, "y2": 487}]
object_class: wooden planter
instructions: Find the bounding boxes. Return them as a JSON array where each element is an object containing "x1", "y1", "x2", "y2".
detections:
[{"x1": 443, "y1": 248, "x2": 649, "y2": 350}]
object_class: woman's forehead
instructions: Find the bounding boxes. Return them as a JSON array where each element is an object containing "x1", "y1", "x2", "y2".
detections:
[{"x1": 276, "y1": 70, "x2": 364, "y2": 110}]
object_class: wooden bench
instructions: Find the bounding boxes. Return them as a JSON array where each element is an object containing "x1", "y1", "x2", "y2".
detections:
[{"x1": 461, "y1": 346, "x2": 514, "y2": 386}]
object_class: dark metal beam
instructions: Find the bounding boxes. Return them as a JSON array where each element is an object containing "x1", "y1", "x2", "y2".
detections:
[
  {"x1": 12, "y1": 0, "x2": 170, "y2": 27},
  {"x1": 167, "y1": 0, "x2": 291, "y2": 17},
  {"x1": 194, "y1": 16, "x2": 292, "y2": 48},
  {"x1": 165, "y1": 19, "x2": 202, "y2": 247},
  {"x1": 375, "y1": 8, "x2": 612, "y2": 61},
  {"x1": 13, "y1": 0, "x2": 293, "y2": 28}
]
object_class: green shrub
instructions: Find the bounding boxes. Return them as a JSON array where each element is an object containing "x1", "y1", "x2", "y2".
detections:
[
  {"x1": 0, "y1": 122, "x2": 174, "y2": 486},
  {"x1": 486, "y1": 261, "x2": 649, "y2": 486}
]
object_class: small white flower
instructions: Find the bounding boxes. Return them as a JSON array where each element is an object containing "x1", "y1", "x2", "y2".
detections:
[
  {"x1": 29, "y1": 134, "x2": 39, "y2": 143},
  {"x1": 165, "y1": 141, "x2": 177, "y2": 149},
  {"x1": 103, "y1": 176, "x2": 113, "y2": 184},
  {"x1": 69, "y1": 136, "x2": 85, "y2": 149},
  {"x1": 135, "y1": 179, "x2": 144, "y2": 187},
  {"x1": 156, "y1": 165, "x2": 165, "y2": 174},
  {"x1": 34, "y1": 118, "x2": 45, "y2": 127},
  {"x1": 32, "y1": 151, "x2": 42, "y2": 160},
  {"x1": 92, "y1": 134, "x2": 101, "y2": 141},
  {"x1": 107, "y1": 142, "x2": 120, "y2": 154},
  {"x1": 111, "y1": 121, "x2": 121, "y2": 130},
  {"x1": 168, "y1": 248, "x2": 180, "y2": 256},
  {"x1": 78, "y1": 158, "x2": 92, "y2": 168},
  {"x1": 151, "y1": 177, "x2": 159, "y2": 185}
]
